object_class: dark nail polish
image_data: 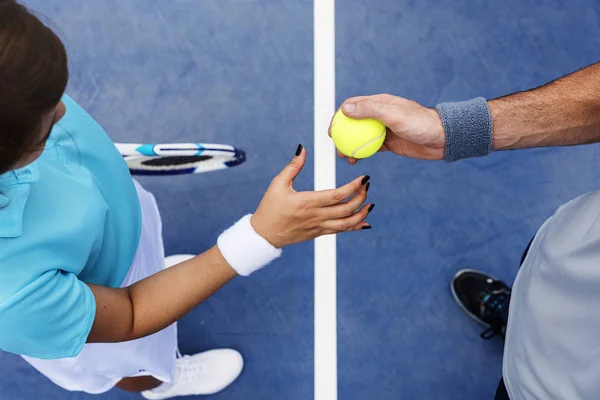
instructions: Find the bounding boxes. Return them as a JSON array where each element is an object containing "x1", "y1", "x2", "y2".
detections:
[
  {"x1": 362, "y1": 225, "x2": 372, "y2": 230},
  {"x1": 295, "y1": 144, "x2": 303, "y2": 156},
  {"x1": 361, "y1": 175, "x2": 371, "y2": 185},
  {"x1": 368, "y1": 204, "x2": 375, "y2": 213},
  {"x1": 366, "y1": 182, "x2": 371, "y2": 193}
]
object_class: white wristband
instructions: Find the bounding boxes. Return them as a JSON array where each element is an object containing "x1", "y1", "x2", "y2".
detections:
[{"x1": 217, "y1": 214, "x2": 283, "y2": 276}]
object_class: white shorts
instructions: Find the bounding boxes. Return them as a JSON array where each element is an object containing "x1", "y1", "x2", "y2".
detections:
[{"x1": 22, "y1": 180, "x2": 178, "y2": 394}]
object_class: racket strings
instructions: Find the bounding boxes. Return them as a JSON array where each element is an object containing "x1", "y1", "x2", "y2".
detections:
[{"x1": 141, "y1": 155, "x2": 213, "y2": 166}]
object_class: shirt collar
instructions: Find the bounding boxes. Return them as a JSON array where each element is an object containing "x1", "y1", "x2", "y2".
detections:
[
  {"x1": 0, "y1": 163, "x2": 39, "y2": 237},
  {"x1": 0, "y1": 162, "x2": 40, "y2": 188}
]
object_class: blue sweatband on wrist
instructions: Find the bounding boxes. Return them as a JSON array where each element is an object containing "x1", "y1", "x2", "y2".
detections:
[{"x1": 436, "y1": 97, "x2": 493, "y2": 163}]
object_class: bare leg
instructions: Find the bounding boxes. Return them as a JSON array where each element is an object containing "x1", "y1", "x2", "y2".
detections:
[{"x1": 116, "y1": 376, "x2": 162, "y2": 392}]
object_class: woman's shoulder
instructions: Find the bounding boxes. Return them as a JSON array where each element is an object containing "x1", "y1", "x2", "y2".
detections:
[
  {"x1": 55, "y1": 94, "x2": 108, "y2": 142},
  {"x1": 0, "y1": 161, "x2": 107, "y2": 289}
]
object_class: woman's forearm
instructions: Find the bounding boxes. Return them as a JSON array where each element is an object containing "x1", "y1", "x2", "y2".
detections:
[{"x1": 87, "y1": 246, "x2": 236, "y2": 343}]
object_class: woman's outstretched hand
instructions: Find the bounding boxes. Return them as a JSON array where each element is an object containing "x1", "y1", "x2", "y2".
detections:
[{"x1": 252, "y1": 145, "x2": 373, "y2": 248}]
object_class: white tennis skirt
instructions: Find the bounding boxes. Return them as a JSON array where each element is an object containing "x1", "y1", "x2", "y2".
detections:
[{"x1": 22, "y1": 180, "x2": 178, "y2": 394}]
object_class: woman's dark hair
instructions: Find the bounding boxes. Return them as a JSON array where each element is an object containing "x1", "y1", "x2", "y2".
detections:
[{"x1": 0, "y1": 0, "x2": 68, "y2": 174}]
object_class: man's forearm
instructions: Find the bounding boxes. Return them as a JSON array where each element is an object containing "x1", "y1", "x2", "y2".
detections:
[{"x1": 490, "y1": 62, "x2": 600, "y2": 150}]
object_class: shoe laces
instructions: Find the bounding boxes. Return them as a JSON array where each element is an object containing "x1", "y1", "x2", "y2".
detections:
[
  {"x1": 174, "y1": 349, "x2": 208, "y2": 384},
  {"x1": 479, "y1": 282, "x2": 510, "y2": 340}
]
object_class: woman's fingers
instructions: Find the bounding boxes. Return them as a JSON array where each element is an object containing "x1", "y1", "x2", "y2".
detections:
[
  {"x1": 320, "y1": 184, "x2": 368, "y2": 219},
  {"x1": 308, "y1": 175, "x2": 370, "y2": 207},
  {"x1": 321, "y1": 221, "x2": 372, "y2": 236},
  {"x1": 273, "y1": 144, "x2": 307, "y2": 188},
  {"x1": 321, "y1": 203, "x2": 373, "y2": 232}
]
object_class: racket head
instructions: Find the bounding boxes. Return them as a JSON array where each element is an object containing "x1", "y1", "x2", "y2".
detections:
[{"x1": 116, "y1": 143, "x2": 246, "y2": 175}]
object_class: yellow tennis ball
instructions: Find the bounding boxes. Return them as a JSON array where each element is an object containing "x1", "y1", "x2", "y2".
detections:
[{"x1": 330, "y1": 110, "x2": 386, "y2": 159}]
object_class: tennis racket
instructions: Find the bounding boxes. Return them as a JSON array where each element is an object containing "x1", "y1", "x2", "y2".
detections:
[{"x1": 115, "y1": 143, "x2": 246, "y2": 175}]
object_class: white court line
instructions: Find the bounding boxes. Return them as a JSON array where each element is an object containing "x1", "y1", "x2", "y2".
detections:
[{"x1": 314, "y1": 1, "x2": 337, "y2": 400}]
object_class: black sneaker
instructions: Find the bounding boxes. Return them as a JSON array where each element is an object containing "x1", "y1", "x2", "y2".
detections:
[{"x1": 451, "y1": 269, "x2": 512, "y2": 340}]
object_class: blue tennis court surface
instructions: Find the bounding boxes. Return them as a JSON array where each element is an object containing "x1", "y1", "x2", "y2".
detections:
[{"x1": 3, "y1": 0, "x2": 600, "y2": 399}]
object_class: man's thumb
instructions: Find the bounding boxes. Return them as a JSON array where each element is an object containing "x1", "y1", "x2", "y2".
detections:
[{"x1": 342, "y1": 99, "x2": 392, "y2": 123}]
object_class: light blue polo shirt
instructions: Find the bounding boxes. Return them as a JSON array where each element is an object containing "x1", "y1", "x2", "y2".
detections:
[{"x1": 0, "y1": 95, "x2": 142, "y2": 359}]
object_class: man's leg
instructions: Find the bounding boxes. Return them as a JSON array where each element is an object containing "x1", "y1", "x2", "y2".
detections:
[
  {"x1": 494, "y1": 378, "x2": 510, "y2": 400},
  {"x1": 519, "y1": 238, "x2": 533, "y2": 266}
]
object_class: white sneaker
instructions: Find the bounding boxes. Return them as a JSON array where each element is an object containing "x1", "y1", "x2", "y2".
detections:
[
  {"x1": 142, "y1": 349, "x2": 244, "y2": 399},
  {"x1": 164, "y1": 254, "x2": 195, "y2": 269}
]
